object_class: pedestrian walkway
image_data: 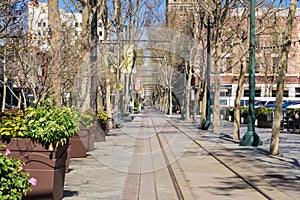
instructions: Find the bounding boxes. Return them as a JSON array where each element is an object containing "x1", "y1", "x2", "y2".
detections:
[{"x1": 63, "y1": 110, "x2": 300, "y2": 200}]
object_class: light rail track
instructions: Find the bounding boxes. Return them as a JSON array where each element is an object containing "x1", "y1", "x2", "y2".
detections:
[{"x1": 149, "y1": 112, "x2": 273, "y2": 200}]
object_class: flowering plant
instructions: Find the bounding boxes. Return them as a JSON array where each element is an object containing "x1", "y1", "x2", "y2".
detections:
[
  {"x1": 0, "y1": 99, "x2": 79, "y2": 149},
  {"x1": 97, "y1": 111, "x2": 108, "y2": 124},
  {"x1": 0, "y1": 145, "x2": 36, "y2": 199}
]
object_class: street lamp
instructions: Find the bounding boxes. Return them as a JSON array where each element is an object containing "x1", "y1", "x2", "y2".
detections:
[
  {"x1": 182, "y1": 58, "x2": 187, "y2": 120},
  {"x1": 200, "y1": 10, "x2": 218, "y2": 130},
  {"x1": 240, "y1": 0, "x2": 262, "y2": 146}
]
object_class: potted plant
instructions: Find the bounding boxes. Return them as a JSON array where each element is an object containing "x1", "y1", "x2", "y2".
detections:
[
  {"x1": 97, "y1": 111, "x2": 108, "y2": 134},
  {"x1": 286, "y1": 108, "x2": 300, "y2": 132},
  {"x1": 224, "y1": 107, "x2": 234, "y2": 121},
  {"x1": 0, "y1": 145, "x2": 36, "y2": 199},
  {"x1": 0, "y1": 99, "x2": 79, "y2": 200},
  {"x1": 240, "y1": 107, "x2": 249, "y2": 124},
  {"x1": 69, "y1": 108, "x2": 95, "y2": 158},
  {"x1": 255, "y1": 107, "x2": 274, "y2": 128}
]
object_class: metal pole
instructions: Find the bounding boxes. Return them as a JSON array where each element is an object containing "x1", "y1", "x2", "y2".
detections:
[
  {"x1": 201, "y1": 17, "x2": 211, "y2": 130},
  {"x1": 182, "y1": 59, "x2": 187, "y2": 120},
  {"x1": 240, "y1": 0, "x2": 262, "y2": 146}
]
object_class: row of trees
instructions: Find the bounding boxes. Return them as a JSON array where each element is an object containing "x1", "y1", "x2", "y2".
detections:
[
  {"x1": 0, "y1": 0, "x2": 152, "y2": 129},
  {"x1": 157, "y1": 0, "x2": 298, "y2": 155},
  {"x1": 0, "y1": 0, "x2": 298, "y2": 155}
]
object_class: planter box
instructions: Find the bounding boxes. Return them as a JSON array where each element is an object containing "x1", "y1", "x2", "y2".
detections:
[
  {"x1": 69, "y1": 124, "x2": 95, "y2": 158},
  {"x1": 69, "y1": 134, "x2": 87, "y2": 158},
  {"x1": 89, "y1": 120, "x2": 105, "y2": 142},
  {"x1": 0, "y1": 138, "x2": 68, "y2": 200},
  {"x1": 257, "y1": 114, "x2": 273, "y2": 128},
  {"x1": 241, "y1": 116, "x2": 248, "y2": 124}
]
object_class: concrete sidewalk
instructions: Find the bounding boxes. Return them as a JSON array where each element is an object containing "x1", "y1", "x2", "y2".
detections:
[{"x1": 63, "y1": 112, "x2": 300, "y2": 199}]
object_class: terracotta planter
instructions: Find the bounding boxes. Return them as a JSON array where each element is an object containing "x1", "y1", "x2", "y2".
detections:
[
  {"x1": 0, "y1": 138, "x2": 68, "y2": 200},
  {"x1": 69, "y1": 134, "x2": 87, "y2": 158},
  {"x1": 89, "y1": 120, "x2": 105, "y2": 142},
  {"x1": 69, "y1": 124, "x2": 95, "y2": 158}
]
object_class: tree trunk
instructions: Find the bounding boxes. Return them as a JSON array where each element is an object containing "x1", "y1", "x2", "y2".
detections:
[
  {"x1": 48, "y1": 0, "x2": 62, "y2": 107},
  {"x1": 1, "y1": 47, "x2": 7, "y2": 111},
  {"x1": 78, "y1": 0, "x2": 91, "y2": 110},
  {"x1": 233, "y1": 58, "x2": 247, "y2": 140},
  {"x1": 200, "y1": 81, "x2": 207, "y2": 127},
  {"x1": 169, "y1": 82, "x2": 173, "y2": 115},
  {"x1": 124, "y1": 73, "x2": 130, "y2": 113},
  {"x1": 213, "y1": 45, "x2": 221, "y2": 133},
  {"x1": 270, "y1": 0, "x2": 298, "y2": 155},
  {"x1": 233, "y1": 22, "x2": 249, "y2": 140},
  {"x1": 213, "y1": 70, "x2": 220, "y2": 133},
  {"x1": 193, "y1": 77, "x2": 201, "y2": 124},
  {"x1": 106, "y1": 76, "x2": 113, "y2": 130},
  {"x1": 186, "y1": 65, "x2": 192, "y2": 121}
]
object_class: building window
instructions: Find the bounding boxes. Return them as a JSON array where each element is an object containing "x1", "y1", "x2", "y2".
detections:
[
  {"x1": 272, "y1": 89, "x2": 276, "y2": 97},
  {"x1": 295, "y1": 88, "x2": 300, "y2": 97},
  {"x1": 244, "y1": 89, "x2": 249, "y2": 97},
  {"x1": 273, "y1": 89, "x2": 289, "y2": 97},
  {"x1": 43, "y1": 22, "x2": 46, "y2": 27},
  {"x1": 255, "y1": 89, "x2": 261, "y2": 97},
  {"x1": 283, "y1": 90, "x2": 289, "y2": 97},
  {"x1": 75, "y1": 22, "x2": 79, "y2": 27},
  {"x1": 255, "y1": 64, "x2": 260, "y2": 73},
  {"x1": 38, "y1": 22, "x2": 41, "y2": 27},
  {"x1": 99, "y1": 30, "x2": 103, "y2": 37}
]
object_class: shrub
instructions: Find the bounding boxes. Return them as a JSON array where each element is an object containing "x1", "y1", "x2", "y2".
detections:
[
  {"x1": 255, "y1": 107, "x2": 273, "y2": 116},
  {"x1": 0, "y1": 99, "x2": 79, "y2": 149}
]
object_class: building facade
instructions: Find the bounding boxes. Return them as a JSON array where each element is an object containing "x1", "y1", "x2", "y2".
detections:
[{"x1": 167, "y1": 1, "x2": 300, "y2": 107}]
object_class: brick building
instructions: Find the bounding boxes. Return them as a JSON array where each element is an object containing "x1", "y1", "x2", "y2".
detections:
[{"x1": 166, "y1": 1, "x2": 300, "y2": 106}]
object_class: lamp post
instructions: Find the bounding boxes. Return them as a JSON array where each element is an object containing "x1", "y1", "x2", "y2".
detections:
[
  {"x1": 182, "y1": 58, "x2": 187, "y2": 120},
  {"x1": 200, "y1": 11, "x2": 217, "y2": 130},
  {"x1": 240, "y1": 0, "x2": 262, "y2": 146}
]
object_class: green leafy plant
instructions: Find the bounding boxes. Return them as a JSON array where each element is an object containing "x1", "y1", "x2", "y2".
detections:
[
  {"x1": 97, "y1": 111, "x2": 108, "y2": 124},
  {"x1": 134, "y1": 100, "x2": 140, "y2": 112},
  {"x1": 72, "y1": 108, "x2": 95, "y2": 129},
  {"x1": 0, "y1": 99, "x2": 79, "y2": 149},
  {"x1": 240, "y1": 107, "x2": 249, "y2": 117},
  {"x1": 255, "y1": 107, "x2": 273, "y2": 116},
  {"x1": 224, "y1": 107, "x2": 234, "y2": 115},
  {"x1": 287, "y1": 108, "x2": 300, "y2": 119},
  {"x1": 0, "y1": 145, "x2": 33, "y2": 200}
]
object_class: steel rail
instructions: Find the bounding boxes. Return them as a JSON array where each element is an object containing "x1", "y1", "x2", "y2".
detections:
[{"x1": 166, "y1": 118, "x2": 273, "y2": 200}]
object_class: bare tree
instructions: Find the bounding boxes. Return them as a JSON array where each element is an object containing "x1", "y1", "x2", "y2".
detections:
[{"x1": 271, "y1": 0, "x2": 299, "y2": 155}]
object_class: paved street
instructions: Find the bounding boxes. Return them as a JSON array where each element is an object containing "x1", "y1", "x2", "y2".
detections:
[{"x1": 63, "y1": 110, "x2": 300, "y2": 199}]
